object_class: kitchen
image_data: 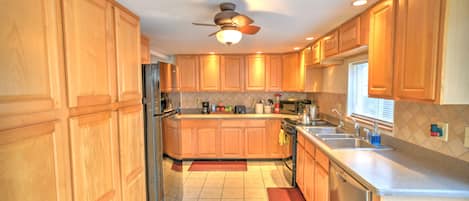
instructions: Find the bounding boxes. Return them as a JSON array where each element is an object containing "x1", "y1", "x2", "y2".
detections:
[{"x1": 1, "y1": 0, "x2": 468, "y2": 201}]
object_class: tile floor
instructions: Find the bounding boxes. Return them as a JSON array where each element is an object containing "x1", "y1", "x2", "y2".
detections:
[{"x1": 163, "y1": 157, "x2": 293, "y2": 201}]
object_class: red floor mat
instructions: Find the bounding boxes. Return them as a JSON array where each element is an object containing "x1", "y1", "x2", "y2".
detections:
[
  {"x1": 188, "y1": 161, "x2": 247, "y2": 171},
  {"x1": 171, "y1": 161, "x2": 183, "y2": 172},
  {"x1": 267, "y1": 188, "x2": 305, "y2": 201}
]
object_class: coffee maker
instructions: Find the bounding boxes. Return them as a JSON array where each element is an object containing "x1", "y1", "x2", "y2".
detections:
[{"x1": 202, "y1": 101, "x2": 210, "y2": 114}]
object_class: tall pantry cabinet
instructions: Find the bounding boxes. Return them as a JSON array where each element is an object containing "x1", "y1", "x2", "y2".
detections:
[{"x1": 0, "y1": 0, "x2": 145, "y2": 201}]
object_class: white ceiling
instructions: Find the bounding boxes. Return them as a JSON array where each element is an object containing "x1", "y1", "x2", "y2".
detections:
[{"x1": 117, "y1": 0, "x2": 377, "y2": 55}]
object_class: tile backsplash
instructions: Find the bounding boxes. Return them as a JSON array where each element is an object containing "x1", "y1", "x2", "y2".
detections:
[
  {"x1": 309, "y1": 92, "x2": 469, "y2": 162},
  {"x1": 179, "y1": 92, "x2": 307, "y2": 109}
]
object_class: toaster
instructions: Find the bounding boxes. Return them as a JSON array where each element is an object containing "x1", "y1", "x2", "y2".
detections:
[{"x1": 234, "y1": 105, "x2": 246, "y2": 114}]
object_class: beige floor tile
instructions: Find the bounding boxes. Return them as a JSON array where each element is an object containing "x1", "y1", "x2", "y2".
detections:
[
  {"x1": 198, "y1": 199, "x2": 221, "y2": 201},
  {"x1": 220, "y1": 199, "x2": 243, "y2": 201},
  {"x1": 245, "y1": 198, "x2": 268, "y2": 201},
  {"x1": 245, "y1": 188, "x2": 267, "y2": 198},
  {"x1": 222, "y1": 188, "x2": 244, "y2": 199},
  {"x1": 199, "y1": 187, "x2": 223, "y2": 199}
]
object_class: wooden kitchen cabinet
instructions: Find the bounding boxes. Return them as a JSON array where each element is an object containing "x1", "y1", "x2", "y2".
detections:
[
  {"x1": 303, "y1": 152, "x2": 315, "y2": 201},
  {"x1": 296, "y1": 142, "x2": 305, "y2": 191},
  {"x1": 118, "y1": 105, "x2": 146, "y2": 201},
  {"x1": 266, "y1": 120, "x2": 283, "y2": 158},
  {"x1": 69, "y1": 111, "x2": 121, "y2": 201},
  {"x1": 303, "y1": 46, "x2": 313, "y2": 66},
  {"x1": 180, "y1": 127, "x2": 195, "y2": 157},
  {"x1": 176, "y1": 55, "x2": 199, "y2": 92},
  {"x1": 115, "y1": 5, "x2": 142, "y2": 102},
  {"x1": 314, "y1": 165, "x2": 329, "y2": 201},
  {"x1": 196, "y1": 128, "x2": 218, "y2": 157},
  {"x1": 0, "y1": 0, "x2": 64, "y2": 121},
  {"x1": 282, "y1": 53, "x2": 302, "y2": 92},
  {"x1": 220, "y1": 127, "x2": 245, "y2": 158},
  {"x1": 322, "y1": 30, "x2": 339, "y2": 58},
  {"x1": 163, "y1": 117, "x2": 180, "y2": 157},
  {"x1": 360, "y1": 10, "x2": 370, "y2": 45},
  {"x1": 0, "y1": 122, "x2": 72, "y2": 201},
  {"x1": 199, "y1": 55, "x2": 221, "y2": 91},
  {"x1": 160, "y1": 62, "x2": 173, "y2": 92},
  {"x1": 339, "y1": 17, "x2": 362, "y2": 52},
  {"x1": 368, "y1": 0, "x2": 396, "y2": 99},
  {"x1": 311, "y1": 41, "x2": 322, "y2": 65},
  {"x1": 221, "y1": 55, "x2": 244, "y2": 91},
  {"x1": 304, "y1": 67, "x2": 323, "y2": 92},
  {"x1": 246, "y1": 55, "x2": 266, "y2": 91},
  {"x1": 266, "y1": 55, "x2": 283, "y2": 92},
  {"x1": 245, "y1": 127, "x2": 266, "y2": 158},
  {"x1": 141, "y1": 35, "x2": 150, "y2": 64}
]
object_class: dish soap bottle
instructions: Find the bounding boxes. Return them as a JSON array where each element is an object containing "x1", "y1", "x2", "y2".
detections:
[{"x1": 371, "y1": 121, "x2": 381, "y2": 145}]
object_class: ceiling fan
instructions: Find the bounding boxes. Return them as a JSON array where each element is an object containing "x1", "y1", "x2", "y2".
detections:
[{"x1": 192, "y1": 2, "x2": 261, "y2": 45}]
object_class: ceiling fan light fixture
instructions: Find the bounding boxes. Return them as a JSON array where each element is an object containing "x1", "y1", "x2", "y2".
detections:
[
  {"x1": 352, "y1": 0, "x2": 367, "y2": 6},
  {"x1": 216, "y1": 29, "x2": 243, "y2": 45}
]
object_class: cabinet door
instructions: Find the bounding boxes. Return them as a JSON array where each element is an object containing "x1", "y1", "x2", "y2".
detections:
[
  {"x1": 176, "y1": 55, "x2": 199, "y2": 92},
  {"x1": 266, "y1": 120, "x2": 283, "y2": 158},
  {"x1": 115, "y1": 6, "x2": 142, "y2": 102},
  {"x1": 196, "y1": 128, "x2": 218, "y2": 157},
  {"x1": 323, "y1": 30, "x2": 339, "y2": 58},
  {"x1": 160, "y1": 62, "x2": 172, "y2": 93},
  {"x1": 395, "y1": 0, "x2": 442, "y2": 101},
  {"x1": 303, "y1": 46, "x2": 313, "y2": 66},
  {"x1": 245, "y1": 128, "x2": 266, "y2": 158},
  {"x1": 221, "y1": 128, "x2": 245, "y2": 158},
  {"x1": 314, "y1": 165, "x2": 329, "y2": 201},
  {"x1": 304, "y1": 67, "x2": 323, "y2": 92},
  {"x1": 360, "y1": 10, "x2": 370, "y2": 45},
  {"x1": 311, "y1": 41, "x2": 322, "y2": 65},
  {"x1": 69, "y1": 111, "x2": 121, "y2": 201},
  {"x1": 295, "y1": 144, "x2": 305, "y2": 191},
  {"x1": 368, "y1": 0, "x2": 395, "y2": 98},
  {"x1": 180, "y1": 128, "x2": 194, "y2": 158},
  {"x1": 118, "y1": 105, "x2": 146, "y2": 201},
  {"x1": 266, "y1": 55, "x2": 283, "y2": 92},
  {"x1": 0, "y1": 122, "x2": 71, "y2": 201},
  {"x1": 0, "y1": 0, "x2": 62, "y2": 117},
  {"x1": 163, "y1": 117, "x2": 180, "y2": 157},
  {"x1": 221, "y1": 55, "x2": 244, "y2": 91},
  {"x1": 246, "y1": 55, "x2": 266, "y2": 91},
  {"x1": 303, "y1": 153, "x2": 315, "y2": 201},
  {"x1": 141, "y1": 35, "x2": 150, "y2": 64},
  {"x1": 339, "y1": 17, "x2": 361, "y2": 52},
  {"x1": 199, "y1": 55, "x2": 220, "y2": 91},
  {"x1": 281, "y1": 53, "x2": 300, "y2": 92}
]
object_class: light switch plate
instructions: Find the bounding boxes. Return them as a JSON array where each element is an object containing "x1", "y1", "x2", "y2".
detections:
[
  {"x1": 435, "y1": 122, "x2": 449, "y2": 142},
  {"x1": 464, "y1": 127, "x2": 469, "y2": 148}
]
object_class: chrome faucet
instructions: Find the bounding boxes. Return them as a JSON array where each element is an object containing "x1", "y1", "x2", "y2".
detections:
[
  {"x1": 331, "y1": 108, "x2": 344, "y2": 129},
  {"x1": 351, "y1": 117, "x2": 360, "y2": 138}
]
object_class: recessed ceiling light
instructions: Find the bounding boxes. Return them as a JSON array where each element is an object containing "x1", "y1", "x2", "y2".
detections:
[
  {"x1": 352, "y1": 0, "x2": 367, "y2": 6},
  {"x1": 306, "y1": 37, "x2": 315, "y2": 41},
  {"x1": 208, "y1": 52, "x2": 215, "y2": 54},
  {"x1": 293, "y1": 47, "x2": 300, "y2": 51},
  {"x1": 256, "y1": 51, "x2": 263, "y2": 54}
]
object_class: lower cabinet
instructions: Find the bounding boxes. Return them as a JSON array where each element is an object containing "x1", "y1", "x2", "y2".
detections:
[
  {"x1": 163, "y1": 117, "x2": 180, "y2": 157},
  {"x1": 245, "y1": 127, "x2": 267, "y2": 158},
  {"x1": 315, "y1": 164, "x2": 329, "y2": 201},
  {"x1": 69, "y1": 111, "x2": 122, "y2": 201},
  {"x1": 303, "y1": 152, "x2": 315, "y2": 201},
  {"x1": 266, "y1": 120, "x2": 283, "y2": 158},
  {"x1": 221, "y1": 127, "x2": 245, "y2": 158},
  {"x1": 196, "y1": 128, "x2": 218, "y2": 157},
  {"x1": 296, "y1": 143, "x2": 305, "y2": 191}
]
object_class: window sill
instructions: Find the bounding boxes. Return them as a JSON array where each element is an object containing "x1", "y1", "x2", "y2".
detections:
[{"x1": 347, "y1": 114, "x2": 394, "y2": 132}]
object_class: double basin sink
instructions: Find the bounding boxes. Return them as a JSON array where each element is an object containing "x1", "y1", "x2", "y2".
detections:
[{"x1": 302, "y1": 125, "x2": 391, "y2": 150}]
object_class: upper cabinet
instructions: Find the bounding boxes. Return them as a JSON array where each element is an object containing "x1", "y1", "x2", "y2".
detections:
[
  {"x1": 176, "y1": 55, "x2": 199, "y2": 92},
  {"x1": 114, "y1": 5, "x2": 142, "y2": 102},
  {"x1": 199, "y1": 55, "x2": 221, "y2": 91},
  {"x1": 322, "y1": 30, "x2": 339, "y2": 58},
  {"x1": 368, "y1": 0, "x2": 395, "y2": 98},
  {"x1": 303, "y1": 46, "x2": 313, "y2": 66},
  {"x1": 160, "y1": 63, "x2": 172, "y2": 92},
  {"x1": 339, "y1": 17, "x2": 361, "y2": 52},
  {"x1": 141, "y1": 35, "x2": 150, "y2": 64},
  {"x1": 221, "y1": 55, "x2": 244, "y2": 92},
  {"x1": 265, "y1": 55, "x2": 283, "y2": 92},
  {"x1": 63, "y1": 0, "x2": 116, "y2": 109},
  {"x1": 0, "y1": 0, "x2": 63, "y2": 118},
  {"x1": 245, "y1": 55, "x2": 266, "y2": 91},
  {"x1": 360, "y1": 10, "x2": 370, "y2": 45},
  {"x1": 311, "y1": 41, "x2": 322, "y2": 65},
  {"x1": 282, "y1": 53, "x2": 302, "y2": 92}
]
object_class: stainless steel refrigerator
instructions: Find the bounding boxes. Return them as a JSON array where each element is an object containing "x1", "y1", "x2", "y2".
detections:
[{"x1": 142, "y1": 63, "x2": 177, "y2": 201}]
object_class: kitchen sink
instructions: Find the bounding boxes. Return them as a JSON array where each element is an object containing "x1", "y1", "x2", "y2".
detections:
[
  {"x1": 322, "y1": 138, "x2": 391, "y2": 150},
  {"x1": 303, "y1": 126, "x2": 345, "y2": 134},
  {"x1": 315, "y1": 133, "x2": 356, "y2": 140}
]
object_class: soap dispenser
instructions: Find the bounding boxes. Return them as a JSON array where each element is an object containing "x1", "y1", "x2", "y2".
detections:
[{"x1": 371, "y1": 121, "x2": 381, "y2": 145}]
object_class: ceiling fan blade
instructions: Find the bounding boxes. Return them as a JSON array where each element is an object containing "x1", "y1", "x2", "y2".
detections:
[
  {"x1": 192, "y1": 22, "x2": 217, "y2": 27},
  {"x1": 208, "y1": 30, "x2": 221, "y2": 37},
  {"x1": 238, "y1": 25, "x2": 260, "y2": 35},
  {"x1": 232, "y1": 14, "x2": 254, "y2": 26}
]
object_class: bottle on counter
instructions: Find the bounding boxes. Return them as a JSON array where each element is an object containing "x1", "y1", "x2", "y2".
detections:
[{"x1": 370, "y1": 121, "x2": 381, "y2": 145}]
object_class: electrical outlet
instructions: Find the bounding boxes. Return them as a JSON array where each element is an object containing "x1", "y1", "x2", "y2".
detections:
[
  {"x1": 464, "y1": 127, "x2": 469, "y2": 148},
  {"x1": 435, "y1": 122, "x2": 449, "y2": 142}
]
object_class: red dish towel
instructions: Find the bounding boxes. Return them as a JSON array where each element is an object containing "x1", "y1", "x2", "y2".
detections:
[
  {"x1": 267, "y1": 188, "x2": 306, "y2": 201},
  {"x1": 188, "y1": 160, "x2": 247, "y2": 171}
]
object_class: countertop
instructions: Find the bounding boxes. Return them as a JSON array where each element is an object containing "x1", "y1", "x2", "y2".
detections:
[
  {"x1": 174, "y1": 113, "x2": 297, "y2": 119},
  {"x1": 296, "y1": 126, "x2": 469, "y2": 198}
]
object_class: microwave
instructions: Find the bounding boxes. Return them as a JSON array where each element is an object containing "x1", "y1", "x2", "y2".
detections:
[{"x1": 279, "y1": 99, "x2": 311, "y2": 115}]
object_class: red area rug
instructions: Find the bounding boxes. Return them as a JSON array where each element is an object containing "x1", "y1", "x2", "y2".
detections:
[
  {"x1": 188, "y1": 160, "x2": 247, "y2": 171},
  {"x1": 267, "y1": 188, "x2": 305, "y2": 201},
  {"x1": 171, "y1": 161, "x2": 183, "y2": 172}
]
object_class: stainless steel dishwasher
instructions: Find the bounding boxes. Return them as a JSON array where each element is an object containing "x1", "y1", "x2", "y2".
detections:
[{"x1": 330, "y1": 162, "x2": 372, "y2": 201}]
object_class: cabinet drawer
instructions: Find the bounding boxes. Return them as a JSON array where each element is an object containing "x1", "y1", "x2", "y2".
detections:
[
  {"x1": 245, "y1": 120, "x2": 266, "y2": 127},
  {"x1": 221, "y1": 120, "x2": 245, "y2": 127},
  {"x1": 304, "y1": 139, "x2": 315, "y2": 156},
  {"x1": 315, "y1": 148, "x2": 329, "y2": 171},
  {"x1": 181, "y1": 120, "x2": 218, "y2": 128},
  {"x1": 297, "y1": 132, "x2": 305, "y2": 146}
]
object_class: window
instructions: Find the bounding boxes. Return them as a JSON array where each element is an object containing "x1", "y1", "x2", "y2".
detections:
[{"x1": 347, "y1": 62, "x2": 394, "y2": 123}]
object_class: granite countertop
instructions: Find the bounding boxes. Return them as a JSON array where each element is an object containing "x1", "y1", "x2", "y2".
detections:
[
  {"x1": 175, "y1": 113, "x2": 297, "y2": 119},
  {"x1": 296, "y1": 126, "x2": 469, "y2": 198}
]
